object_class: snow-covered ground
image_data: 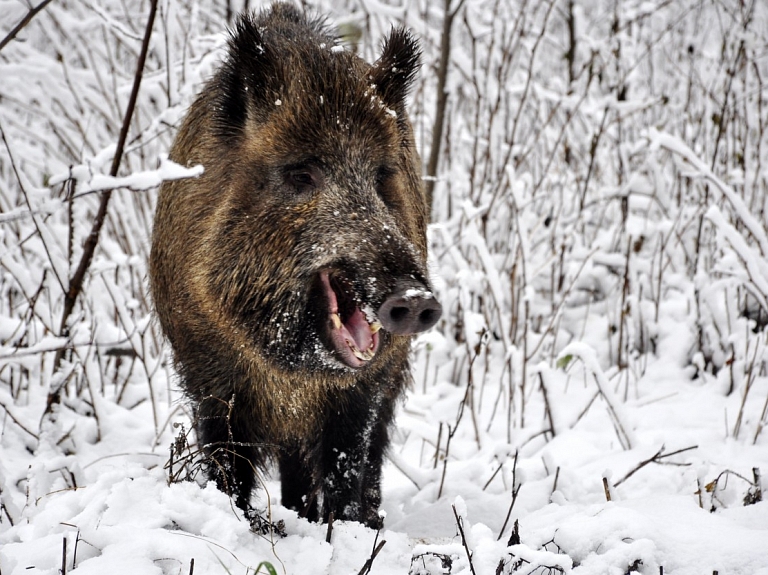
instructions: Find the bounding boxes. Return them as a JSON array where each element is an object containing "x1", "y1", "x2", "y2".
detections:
[{"x1": 1, "y1": 0, "x2": 767, "y2": 573}]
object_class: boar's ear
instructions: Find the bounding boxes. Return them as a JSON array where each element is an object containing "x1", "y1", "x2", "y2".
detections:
[
  {"x1": 215, "y1": 12, "x2": 280, "y2": 140},
  {"x1": 370, "y1": 27, "x2": 421, "y2": 109}
]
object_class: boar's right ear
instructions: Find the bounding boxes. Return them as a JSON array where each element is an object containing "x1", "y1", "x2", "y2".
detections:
[
  {"x1": 370, "y1": 27, "x2": 421, "y2": 110},
  {"x1": 215, "y1": 13, "x2": 280, "y2": 140}
]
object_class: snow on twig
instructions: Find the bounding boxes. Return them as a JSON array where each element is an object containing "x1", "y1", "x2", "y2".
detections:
[
  {"x1": 558, "y1": 342, "x2": 635, "y2": 450},
  {"x1": 646, "y1": 127, "x2": 768, "y2": 256},
  {"x1": 49, "y1": 157, "x2": 204, "y2": 195}
]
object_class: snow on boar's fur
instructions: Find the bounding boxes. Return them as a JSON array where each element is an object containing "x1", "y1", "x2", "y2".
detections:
[{"x1": 149, "y1": 2, "x2": 441, "y2": 528}]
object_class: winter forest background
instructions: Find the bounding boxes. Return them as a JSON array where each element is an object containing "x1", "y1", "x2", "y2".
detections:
[{"x1": 1, "y1": 0, "x2": 767, "y2": 573}]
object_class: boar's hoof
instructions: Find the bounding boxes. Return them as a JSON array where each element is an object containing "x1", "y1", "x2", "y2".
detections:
[{"x1": 378, "y1": 281, "x2": 442, "y2": 336}]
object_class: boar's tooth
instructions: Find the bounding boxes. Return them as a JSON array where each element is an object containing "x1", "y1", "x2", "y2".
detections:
[
  {"x1": 370, "y1": 321, "x2": 382, "y2": 333},
  {"x1": 345, "y1": 337, "x2": 375, "y2": 362},
  {"x1": 352, "y1": 346, "x2": 375, "y2": 361},
  {"x1": 331, "y1": 313, "x2": 343, "y2": 330}
]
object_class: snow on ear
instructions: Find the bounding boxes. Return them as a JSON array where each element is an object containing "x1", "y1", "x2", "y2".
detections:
[
  {"x1": 215, "y1": 12, "x2": 281, "y2": 138},
  {"x1": 370, "y1": 27, "x2": 421, "y2": 109}
]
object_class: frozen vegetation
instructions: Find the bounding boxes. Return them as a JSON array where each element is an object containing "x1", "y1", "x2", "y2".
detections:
[{"x1": 1, "y1": 0, "x2": 767, "y2": 573}]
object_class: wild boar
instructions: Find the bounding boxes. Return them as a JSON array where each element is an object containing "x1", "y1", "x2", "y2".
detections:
[{"x1": 149, "y1": 2, "x2": 441, "y2": 528}]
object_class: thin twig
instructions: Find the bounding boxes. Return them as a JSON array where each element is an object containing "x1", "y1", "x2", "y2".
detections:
[
  {"x1": 0, "y1": 399, "x2": 40, "y2": 440},
  {"x1": 551, "y1": 467, "x2": 560, "y2": 498},
  {"x1": 614, "y1": 445, "x2": 697, "y2": 487},
  {"x1": 325, "y1": 512, "x2": 334, "y2": 544},
  {"x1": 0, "y1": 126, "x2": 66, "y2": 293},
  {"x1": 482, "y1": 460, "x2": 504, "y2": 491},
  {"x1": 452, "y1": 504, "x2": 477, "y2": 575},
  {"x1": 72, "y1": 530, "x2": 81, "y2": 570},
  {"x1": 356, "y1": 536, "x2": 386, "y2": 575},
  {"x1": 602, "y1": 477, "x2": 612, "y2": 502},
  {"x1": 437, "y1": 424, "x2": 453, "y2": 500},
  {"x1": 433, "y1": 421, "x2": 443, "y2": 469},
  {"x1": 0, "y1": 0, "x2": 56, "y2": 53},
  {"x1": 61, "y1": 535, "x2": 67, "y2": 575},
  {"x1": 496, "y1": 450, "x2": 521, "y2": 540},
  {"x1": 539, "y1": 372, "x2": 556, "y2": 438},
  {"x1": 696, "y1": 478, "x2": 703, "y2": 508},
  {"x1": 755, "y1": 387, "x2": 768, "y2": 444}
]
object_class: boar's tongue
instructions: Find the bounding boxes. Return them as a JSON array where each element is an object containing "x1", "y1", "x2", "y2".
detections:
[
  {"x1": 343, "y1": 306, "x2": 377, "y2": 354},
  {"x1": 320, "y1": 271, "x2": 380, "y2": 368}
]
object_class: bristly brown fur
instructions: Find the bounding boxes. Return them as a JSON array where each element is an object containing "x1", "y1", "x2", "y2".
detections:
[{"x1": 149, "y1": 2, "x2": 435, "y2": 528}]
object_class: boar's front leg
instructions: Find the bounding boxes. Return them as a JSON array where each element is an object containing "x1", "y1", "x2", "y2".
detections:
[
  {"x1": 320, "y1": 387, "x2": 396, "y2": 529},
  {"x1": 358, "y1": 396, "x2": 396, "y2": 529},
  {"x1": 196, "y1": 392, "x2": 261, "y2": 512},
  {"x1": 279, "y1": 447, "x2": 320, "y2": 522}
]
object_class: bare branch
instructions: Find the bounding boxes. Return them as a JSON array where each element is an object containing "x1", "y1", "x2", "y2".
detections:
[
  {"x1": 0, "y1": 0, "x2": 56, "y2": 54},
  {"x1": 46, "y1": 0, "x2": 159, "y2": 413}
]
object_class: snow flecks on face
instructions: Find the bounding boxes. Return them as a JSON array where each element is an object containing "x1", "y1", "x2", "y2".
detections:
[
  {"x1": 361, "y1": 304, "x2": 378, "y2": 326},
  {"x1": 311, "y1": 337, "x2": 348, "y2": 372},
  {"x1": 403, "y1": 287, "x2": 433, "y2": 300},
  {"x1": 364, "y1": 83, "x2": 398, "y2": 120},
  {"x1": 366, "y1": 276, "x2": 380, "y2": 300}
]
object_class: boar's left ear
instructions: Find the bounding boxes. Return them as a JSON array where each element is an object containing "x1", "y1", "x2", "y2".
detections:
[
  {"x1": 370, "y1": 27, "x2": 421, "y2": 109},
  {"x1": 215, "y1": 12, "x2": 281, "y2": 140}
]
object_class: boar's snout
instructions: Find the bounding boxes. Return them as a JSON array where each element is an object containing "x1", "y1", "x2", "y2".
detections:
[{"x1": 378, "y1": 280, "x2": 442, "y2": 335}]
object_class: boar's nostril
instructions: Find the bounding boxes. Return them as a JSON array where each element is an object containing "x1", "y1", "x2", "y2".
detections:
[
  {"x1": 378, "y1": 285, "x2": 442, "y2": 335},
  {"x1": 419, "y1": 308, "x2": 438, "y2": 326},
  {"x1": 389, "y1": 306, "x2": 409, "y2": 322}
]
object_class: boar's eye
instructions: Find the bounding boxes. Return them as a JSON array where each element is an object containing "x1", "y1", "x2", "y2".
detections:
[{"x1": 284, "y1": 163, "x2": 323, "y2": 195}]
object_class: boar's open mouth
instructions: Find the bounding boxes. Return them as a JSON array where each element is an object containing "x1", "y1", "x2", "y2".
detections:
[{"x1": 319, "y1": 270, "x2": 381, "y2": 369}]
